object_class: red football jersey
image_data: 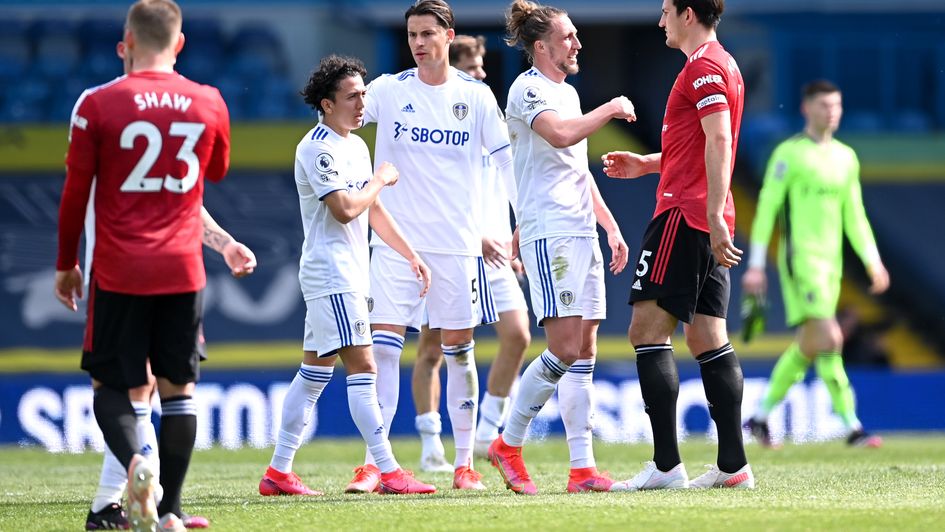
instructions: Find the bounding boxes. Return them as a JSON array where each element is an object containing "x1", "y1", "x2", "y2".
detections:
[
  {"x1": 57, "y1": 71, "x2": 230, "y2": 295},
  {"x1": 656, "y1": 40, "x2": 743, "y2": 236}
]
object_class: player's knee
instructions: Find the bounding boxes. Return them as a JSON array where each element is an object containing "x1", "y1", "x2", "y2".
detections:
[
  {"x1": 579, "y1": 344, "x2": 597, "y2": 361},
  {"x1": 628, "y1": 322, "x2": 659, "y2": 347},
  {"x1": 505, "y1": 328, "x2": 531, "y2": 355},
  {"x1": 347, "y1": 359, "x2": 376, "y2": 375}
]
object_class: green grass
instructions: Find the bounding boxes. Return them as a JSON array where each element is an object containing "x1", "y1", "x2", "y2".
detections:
[{"x1": 2, "y1": 435, "x2": 944, "y2": 531}]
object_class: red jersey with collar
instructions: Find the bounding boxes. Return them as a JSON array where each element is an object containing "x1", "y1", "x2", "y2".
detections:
[
  {"x1": 656, "y1": 40, "x2": 743, "y2": 236},
  {"x1": 57, "y1": 71, "x2": 230, "y2": 294}
]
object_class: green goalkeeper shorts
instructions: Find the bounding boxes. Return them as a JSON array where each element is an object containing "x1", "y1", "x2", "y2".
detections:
[{"x1": 780, "y1": 265, "x2": 840, "y2": 327}]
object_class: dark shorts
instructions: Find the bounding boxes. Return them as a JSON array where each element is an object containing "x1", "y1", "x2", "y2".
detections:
[
  {"x1": 82, "y1": 275, "x2": 203, "y2": 390},
  {"x1": 628, "y1": 208, "x2": 730, "y2": 323}
]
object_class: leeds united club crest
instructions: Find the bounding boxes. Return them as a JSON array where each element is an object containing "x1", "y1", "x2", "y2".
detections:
[
  {"x1": 559, "y1": 290, "x2": 574, "y2": 306},
  {"x1": 452, "y1": 102, "x2": 469, "y2": 120}
]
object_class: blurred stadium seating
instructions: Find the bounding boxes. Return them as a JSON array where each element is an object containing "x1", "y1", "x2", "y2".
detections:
[{"x1": 0, "y1": 15, "x2": 307, "y2": 123}]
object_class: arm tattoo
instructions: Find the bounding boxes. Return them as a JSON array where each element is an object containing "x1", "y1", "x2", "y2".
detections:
[{"x1": 203, "y1": 226, "x2": 233, "y2": 253}]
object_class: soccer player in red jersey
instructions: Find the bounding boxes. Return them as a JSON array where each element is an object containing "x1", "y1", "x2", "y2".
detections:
[
  {"x1": 603, "y1": 0, "x2": 754, "y2": 490},
  {"x1": 55, "y1": 1, "x2": 230, "y2": 529}
]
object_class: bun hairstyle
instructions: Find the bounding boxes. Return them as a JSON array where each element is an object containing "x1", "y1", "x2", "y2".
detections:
[{"x1": 504, "y1": 0, "x2": 566, "y2": 64}]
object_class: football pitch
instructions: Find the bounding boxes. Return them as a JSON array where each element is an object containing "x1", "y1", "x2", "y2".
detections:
[{"x1": 2, "y1": 435, "x2": 944, "y2": 531}]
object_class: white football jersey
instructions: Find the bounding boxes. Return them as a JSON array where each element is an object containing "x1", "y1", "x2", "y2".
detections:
[
  {"x1": 506, "y1": 67, "x2": 597, "y2": 246},
  {"x1": 295, "y1": 123, "x2": 372, "y2": 300},
  {"x1": 364, "y1": 67, "x2": 511, "y2": 255},
  {"x1": 480, "y1": 152, "x2": 513, "y2": 242}
]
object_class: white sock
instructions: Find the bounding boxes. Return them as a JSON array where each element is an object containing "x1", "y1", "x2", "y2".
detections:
[
  {"x1": 476, "y1": 392, "x2": 509, "y2": 443},
  {"x1": 91, "y1": 448, "x2": 125, "y2": 512},
  {"x1": 502, "y1": 350, "x2": 569, "y2": 447},
  {"x1": 366, "y1": 331, "x2": 403, "y2": 465},
  {"x1": 415, "y1": 411, "x2": 447, "y2": 458},
  {"x1": 132, "y1": 401, "x2": 162, "y2": 502},
  {"x1": 558, "y1": 360, "x2": 596, "y2": 469},
  {"x1": 270, "y1": 364, "x2": 333, "y2": 473},
  {"x1": 443, "y1": 342, "x2": 478, "y2": 468},
  {"x1": 347, "y1": 373, "x2": 399, "y2": 473}
]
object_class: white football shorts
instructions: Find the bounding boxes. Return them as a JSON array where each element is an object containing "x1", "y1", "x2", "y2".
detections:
[
  {"x1": 520, "y1": 235, "x2": 605, "y2": 326},
  {"x1": 369, "y1": 246, "x2": 497, "y2": 331},
  {"x1": 303, "y1": 292, "x2": 372, "y2": 356},
  {"x1": 487, "y1": 261, "x2": 528, "y2": 315}
]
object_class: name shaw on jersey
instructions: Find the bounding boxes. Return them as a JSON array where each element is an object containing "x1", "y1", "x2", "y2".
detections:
[
  {"x1": 134, "y1": 91, "x2": 193, "y2": 112},
  {"x1": 393, "y1": 122, "x2": 470, "y2": 146}
]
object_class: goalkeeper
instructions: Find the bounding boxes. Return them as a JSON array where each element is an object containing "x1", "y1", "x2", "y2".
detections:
[{"x1": 742, "y1": 80, "x2": 889, "y2": 448}]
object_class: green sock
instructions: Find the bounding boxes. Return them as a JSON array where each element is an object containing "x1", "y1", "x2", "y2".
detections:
[
  {"x1": 757, "y1": 343, "x2": 811, "y2": 419},
  {"x1": 815, "y1": 352, "x2": 861, "y2": 430}
]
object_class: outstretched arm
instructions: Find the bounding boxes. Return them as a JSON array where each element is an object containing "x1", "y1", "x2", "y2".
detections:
[
  {"x1": 602, "y1": 151, "x2": 661, "y2": 179},
  {"x1": 532, "y1": 96, "x2": 636, "y2": 149}
]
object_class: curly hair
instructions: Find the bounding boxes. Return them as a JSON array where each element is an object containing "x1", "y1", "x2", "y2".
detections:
[{"x1": 300, "y1": 55, "x2": 367, "y2": 113}]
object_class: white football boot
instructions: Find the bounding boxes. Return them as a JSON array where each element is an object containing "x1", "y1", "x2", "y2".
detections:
[
  {"x1": 689, "y1": 463, "x2": 755, "y2": 489},
  {"x1": 611, "y1": 461, "x2": 690, "y2": 491}
]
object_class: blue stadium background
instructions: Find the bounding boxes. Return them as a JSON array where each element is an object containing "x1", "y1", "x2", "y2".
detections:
[{"x1": 1, "y1": 0, "x2": 943, "y2": 448}]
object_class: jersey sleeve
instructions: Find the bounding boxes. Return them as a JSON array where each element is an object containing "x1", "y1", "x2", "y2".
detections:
[
  {"x1": 58, "y1": 90, "x2": 98, "y2": 270},
  {"x1": 205, "y1": 88, "x2": 231, "y2": 183},
  {"x1": 684, "y1": 57, "x2": 730, "y2": 119},
  {"x1": 750, "y1": 141, "x2": 792, "y2": 249},
  {"x1": 478, "y1": 87, "x2": 511, "y2": 155},
  {"x1": 841, "y1": 149, "x2": 881, "y2": 267},
  {"x1": 299, "y1": 141, "x2": 350, "y2": 200},
  {"x1": 514, "y1": 80, "x2": 557, "y2": 129},
  {"x1": 65, "y1": 89, "x2": 99, "y2": 173}
]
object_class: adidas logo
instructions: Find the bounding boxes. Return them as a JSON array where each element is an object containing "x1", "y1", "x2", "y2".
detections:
[
  {"x1": 724, "y1": 471, "x2": 750, "y2": 487},
  {"x1": 632, "y1": 279, "x2": 642, "y2": 290},
  {"x1": 374, "y1": 425, "x2": 384, "y2": 435},
  {"x1": 529, "y1": 405, "x2": 542, "y2": 412},
  {"x1": 459, "y1": 400, "x2": 475, "y2": 410},
  {"x1": 401, "y1": 103, "x2": 415, "y2": 113}
]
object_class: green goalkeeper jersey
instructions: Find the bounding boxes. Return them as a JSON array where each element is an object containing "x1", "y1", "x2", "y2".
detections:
[{"x1": 751, "y1": 134, "x2": 880, "y2": 279}]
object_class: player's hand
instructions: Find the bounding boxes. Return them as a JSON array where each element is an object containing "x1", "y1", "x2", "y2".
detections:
[
  {"x1": 54, "y1": 266, "x2": 83, "y2": 311},
  {"x1": 511, "y1": 226, "x2": 521, "y2": 261},
  {"x1": 375, "y1": 162, "x2": 399, "y2": 186},
  {"x1": 602, "y1": 151, "x2": 646, "y2": 179},
  {"x1": 868, "y1": 261, "x2": 890, "y2": 294},
  {"x1": 708, "y1": 216, "x2": 742, "y2": 268},
  {"x1": 412, "y1": 256, "x2": 432, "y2": 297},
  {"x1": 610, "y1": 96, "x2": 637, "y2": 123},
  {"x1": 222, "y1": 241, "x2": 257, "y2": 278},
  {"x1": 482, "y1": 237, "x2": 509, "y2": 269},
  {"x1": 510, "y1": 257, "x2": 525, "y2": 276},
  {"x1": 607, "y1": 229, "x2": 629, "y2": 275},
  {"x1": 742, "y1": 266, "x2": 767, "y2": 296}
]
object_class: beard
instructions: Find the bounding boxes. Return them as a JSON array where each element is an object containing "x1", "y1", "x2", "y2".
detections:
[{"x1": 556, "y1": 59, "x2": 579, "y2": 76}]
